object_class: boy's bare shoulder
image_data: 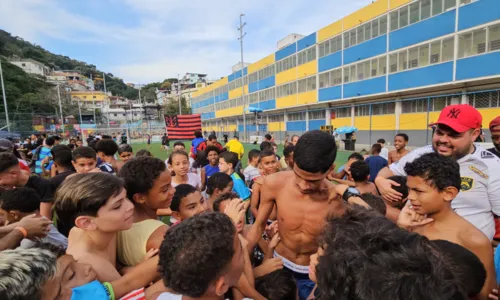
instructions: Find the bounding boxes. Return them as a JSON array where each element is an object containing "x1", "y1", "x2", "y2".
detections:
[
  {"x1": 459, "y1": 221, "x2": 491, "y2": 249},
  {"x1": 262, "y1": 171, "x2": 293, "y2": 188}
]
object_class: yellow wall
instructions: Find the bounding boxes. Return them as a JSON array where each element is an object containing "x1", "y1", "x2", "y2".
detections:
[
  {"x1": 343, "y1": 0, "x2": 389, "y2": 30},
  {"x1": 248, "y1": 54, "x2": 275, "y2": 74},
  {"x1": 477, "y1": 108, "x2": 500, "y2": 128},
  {"x1": 276, "y1": 68, "x2": 297, "y2": 85},
  {"x1": 215, "y1": 106, "x2": 243, "y2": 118},
  {"x1": 276, "y1": 95, "x2": 297, "y2": 109},
  {"x1": 228, "y1": 125, "x2": 237, "y2": 132},
  {"x1": 331, "y1": 117, "x2": 352, "y2": 128},
  {"x1": 268, "y1": 122, "x2": 285, "y2": 132},
  {"x1": 229, "y1": 88, "x2": 242, "y2": 99},
  {"x1": 317, "y1": 20, "x2": 343, "y2": 43},
  {"x1": 71, "y1": 92, "x2": 106, "y2": 101},
  {"x1": 297, "y1": 91, "x2": 317, "y2": 105},
  {"x1": 354, "y1": 116, "x2": 371, "y2": 130},
  {"x1": 297, "y1": 61, "x2": 317, "y2": 79},
  {"x1": 389, "y1": 0, "x2": 411, "y2": 10},
  {"x1": 399, "y1": 113, "x2": 428, "y2": 130},
  {"x1": 371, "y1": 115, "x2": 396, "y2": 130}
]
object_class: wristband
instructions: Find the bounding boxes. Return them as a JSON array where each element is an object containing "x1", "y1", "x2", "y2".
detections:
[
  {"x1": 14, "y1": 226, "x2": 27, "y2": 238},
  {"x1": 103, "y1": 282, "x2": 115, "y2": 300}
]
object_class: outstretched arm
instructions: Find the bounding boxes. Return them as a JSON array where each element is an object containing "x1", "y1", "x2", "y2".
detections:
[{"x1": 246, "y1": 177, "x2": 276, "y2": 253}]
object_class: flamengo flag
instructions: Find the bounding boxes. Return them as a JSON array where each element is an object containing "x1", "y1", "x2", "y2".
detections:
[{"x1": 165, "y1": 114, "x2": 202, "y2": 139}]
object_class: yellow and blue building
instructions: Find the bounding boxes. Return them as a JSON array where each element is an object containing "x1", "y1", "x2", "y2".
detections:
[{"x1": 192, "y1": 0, "x2": 500, "y2": 146}]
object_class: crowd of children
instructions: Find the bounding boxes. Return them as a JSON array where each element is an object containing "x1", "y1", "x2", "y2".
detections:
[{"x1": 0, "y1": 107, "x2": 500, "y2": 300}]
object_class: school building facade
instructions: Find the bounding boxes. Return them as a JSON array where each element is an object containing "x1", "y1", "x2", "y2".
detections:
[{"x1": 192, "y1": 0, "x2": 500, "y2": 147}]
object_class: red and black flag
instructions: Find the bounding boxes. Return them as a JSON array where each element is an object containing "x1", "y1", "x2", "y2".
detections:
[{"x1": 165, "y1": 114, "x2": 202, "y2": 139}]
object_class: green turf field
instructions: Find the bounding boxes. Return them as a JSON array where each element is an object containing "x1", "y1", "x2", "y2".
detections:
[{"x1": 131, "y1": 142, "x2": 351, "y2": 170}]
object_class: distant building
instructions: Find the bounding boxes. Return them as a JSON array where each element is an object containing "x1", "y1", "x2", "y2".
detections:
[
  {"x1": 181, "y1": 73, "x2": 208, "y2": 85},
  {"x1": 9, "y1": 59, "x2": 50, "y2": 76}
]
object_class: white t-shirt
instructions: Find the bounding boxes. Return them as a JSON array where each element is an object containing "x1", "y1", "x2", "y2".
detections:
[
  {"x1": 157, "y1": 292, "x2": 251, "y2": 300},
  {"x1": 380, "y1": 147, "x2": 389, "y2": 161},
  {"x1": 165, "y1": 157, "x2": 196, "y2": 173},
  {"x1": 171, "y1": 173, "x2": 202, "y2": 190},
  {"x1": 389, "y1": 144, "x2": 500, "y2": 240},
  {"x1": 243, "y1": 165, "x2": 261, "y2": 183}
]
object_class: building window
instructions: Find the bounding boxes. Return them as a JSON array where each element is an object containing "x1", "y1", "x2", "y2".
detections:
[
  {"x1": 309, "y1": 110, "x2": 326, "y2": 120},
  {"x1": 401, "y1": 98, "x2": 429, "y2": 113},
  {"x1": 371, "y1": 102, "x2": 396, "y2": 115},
  {"x1": 334, "y1": 107, "x2": 352, "y2": 118},
  {"x1": 321, "y1": 69, "x2": 342, "y2": 88},
  {"x1": 344, "y1": 55, "x2": 386, "y2": 84},
  {"x1": 114, "y1": 113, "x2": 118, "y2": 117},
  {"x1": 269, "y1": 114, "x2": 284, "y2": 122},
  {"x1": 355, "y1": 105, "x2": 370, "y2": 116},
  {"x1": 468, "y1": 91, "x2": 500, "y2": 108},
  {"x1": 288, "y1": 112, "x2": 306, "y2": 121},
  {"x1": 343, "y1": 15, "x2": 387, "y2": 50},
  {"x1": 298, "y1": 47, "x2": 316, "y2": 66}
]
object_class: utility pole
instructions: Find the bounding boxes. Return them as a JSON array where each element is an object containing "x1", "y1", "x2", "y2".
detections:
[
  {"x1": 238, "y1": 14, "x2": 247, "y2": 142},
  {"x1": 0, "y1": 60, "x2": 10, "y2": 132},
  {"x1": 103, "y1": 72, "x2": 110, "y2": 129},
  {"x1": 90, "y1": 73, "x2": 96, "y2": 123},
  {"x1": 57, "y1": 82, "x2": 64, "y2": 132},
  {"x1": 177, "y1": 74, "x2": 182, "y2": 115}
]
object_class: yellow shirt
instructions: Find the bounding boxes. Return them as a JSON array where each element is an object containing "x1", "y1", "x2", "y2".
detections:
[
  {"x1": 226, "y1": 139, "x2": 244, "y2": 159},
  {"x1": 117, "y1": 219, "x2": 165, "y2": 266}
]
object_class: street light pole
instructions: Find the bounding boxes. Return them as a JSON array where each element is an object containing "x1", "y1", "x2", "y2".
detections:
[
  {"x1": 0, "y1": 60, "x2": 10, "y2": 132},
  {"x1": 103, "y1": 72, "x2": 110, "y2": 129},
  {"x1": 177, "y1": 74, "x2": 182, "y2": 115},
  {"x1": 56, "y1": 82, "x2": 64, "y2": 132},
  {"x1": 238, "y1": 14, "x2": 247, "y2": 142}
]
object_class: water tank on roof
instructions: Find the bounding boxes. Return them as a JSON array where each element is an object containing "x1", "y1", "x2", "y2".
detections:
[{"x1": 277, "y1": 34, "x2": 305, "y2": 50}]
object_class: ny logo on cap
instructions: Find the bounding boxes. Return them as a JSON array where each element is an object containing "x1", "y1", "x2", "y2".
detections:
[{"x1": 447, "y1": 108, "x2": 461, "y2": 119}]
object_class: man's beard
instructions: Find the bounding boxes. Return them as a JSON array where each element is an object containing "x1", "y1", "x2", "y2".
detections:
[
  {"x1": 495, "y1": 143, "x2": 500, "y2": 152},
  {"x1": 432, "y1": 142, "x2": 471, "y2": 160}
]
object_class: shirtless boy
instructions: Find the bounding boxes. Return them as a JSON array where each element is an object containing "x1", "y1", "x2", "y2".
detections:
[
  {"x1": 388, "y1": 133, "x2": 410, "y2": 164},
  {"x1": 250, "y1": 150, "x2": 279, "y2": 221},
  {"x1": 349, "y1": 160, "x2": 379, "y2": 195},
  {"x1": 397, "y1": 152, "x2": 496, "y2": 300},
  {"x1": 246, "y1": 130, "x2": 345, "y2": 300}
]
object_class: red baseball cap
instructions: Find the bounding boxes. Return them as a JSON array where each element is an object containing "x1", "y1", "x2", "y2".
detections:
[
  {"x1": 489, "y1": 116, "x2": 500, "y2": 130},
  {"x1": 429, "y1": 104, "x2": 482, "y2": 133}
]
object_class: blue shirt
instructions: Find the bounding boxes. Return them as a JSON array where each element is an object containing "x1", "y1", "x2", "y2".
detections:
[
  {"x1": 35, "y1": 146, "x2": 52, "y2": 174},
  {"x1": 204, "y1": 164, "x2": 220, "y2": 181},
  {"x1": 230, "y1": 172, "x2": 251, "y2": 201},
  {"x1": 365, "y1": 155, "x2": 388, "y2": 183}
]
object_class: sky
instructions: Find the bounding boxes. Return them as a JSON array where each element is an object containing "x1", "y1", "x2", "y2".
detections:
[{"x1": 0, "y1": 0, "x2": 372, "y2": 84}]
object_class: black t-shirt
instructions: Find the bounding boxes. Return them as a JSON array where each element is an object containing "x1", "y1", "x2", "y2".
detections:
[
  {"x1": 26, "y1": 175, "x2": 54, "y2": 203},
  {"x1": 50, "y1": 171, "x2": 76, "y2": 191}
]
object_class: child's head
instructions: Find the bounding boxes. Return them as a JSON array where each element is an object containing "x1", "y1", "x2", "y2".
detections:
[
  {"x1": 0, "y1": 152, "x2": 22, "y2": 188},
  {"x1": 260, "y1": 141, "x2": 273, "y2": 152},
  {"x1": 349, "y1": 160, "x2": 370, "y2": 183},
  {"x1": 347, "y1": 152, "x2": 364, "y2": 166},
  {"x1": 0, "y1": 187, "x2": 40, "y2": 223},
  {"x1": 283, "y1": 145, "x2": 295, "y2": 169},
  {"x1": 135, "y1": 149, "x2": 152, "y2": 157},
  {"x1": 53, "y1": 149, "x2": 74, "y2": 172},
  {"x1": 75, "y1": 140, "x2": 83, "y2": 147},
  {"x1": 371, "y1": 143, "x2": 382, "y2": 155},
  {"x1": 255, "y1": 270, "x2": 298, "y2": 300},
  {"x1": 394, "y1": 133, "x2": 409, "y2": 150},
  {"x1": 264, "y1": 134, "x2": 272, "y2": 141},
  {"x1": 194, "y1": 130, "x2": 203, "y2": 138},
  {"x1": 248, "y1": 149, "x2": 261, "y2": 166},
  {"x1": 388, "y1": 175, "x2": 409, "y2": 207},
  {"x1": 206, "y1": 172, "x2": 234, "y2": 197},
  {"x1": 272, "y1": 142, "x2": 278, "y2": 154},
  {"x1": 173, "y1": 141, "x2": 186, "y2": 151},
  {"x1": 118, "y1": 144, "x2": 134, "y2": 163},
  {"x1": 72, "y1": 146, "x2": 97, "y2": 174},
  {"x1": 359, "y1": 193, "x2": 387, "y2": 216},
  {"x1": 54, "y1": 173, "x2": 134, "y2": 236},
  {"x1": 95, "y1": 139, "x2": 118, "y2": 160},
  {"x1": 259, "y1": 150, "x2": 278, "y2": 175},
  {"x1": 218, "y1": 151, "x2": 238, "y2": 175},
  {"x1": 159, "y1": 212, "x2": 244, "y2": 298},
  {"x1": 377, "y1": 138, "x2": 386, "y2": 147},
  {"x1": 404, "y1": 153, "x2": 461, "y2": 215},
  {"x1": 213, "y1": 192, "x2": 244, "y2": 233},
  {"x1": 168, "y1": 150, "x2": 190, "y2": 177},
  {"x1": 205, "y1": 145, "x2": 220, "y2": 166},
  {"x1": 119, "y1": 156, "x2": 175, "y2": 210},
  {"x1": 170, "y1": 184, "x2": 206, "y2": 222}
]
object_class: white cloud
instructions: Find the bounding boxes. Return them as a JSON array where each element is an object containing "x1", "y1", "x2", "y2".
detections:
[{"x1": 0, "y1": 0, "x2": 372, "y2": 83}]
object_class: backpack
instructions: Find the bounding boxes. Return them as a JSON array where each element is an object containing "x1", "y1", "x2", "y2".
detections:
[{"x1": 29, "y1": 145, "x2": 43, "y2": 172}]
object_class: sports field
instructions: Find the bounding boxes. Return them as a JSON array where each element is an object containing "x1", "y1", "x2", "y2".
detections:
[{"x1": 130, "y1": 142, "x2": 351, "y2": 170}]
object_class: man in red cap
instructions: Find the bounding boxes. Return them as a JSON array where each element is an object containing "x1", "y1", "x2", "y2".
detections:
[
  {"x1": 488, "y1": 116, "x2": 500, "y2": 158},
  {"x1": 375, "y1": 104, "x2": 500, "y2": 240}
]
